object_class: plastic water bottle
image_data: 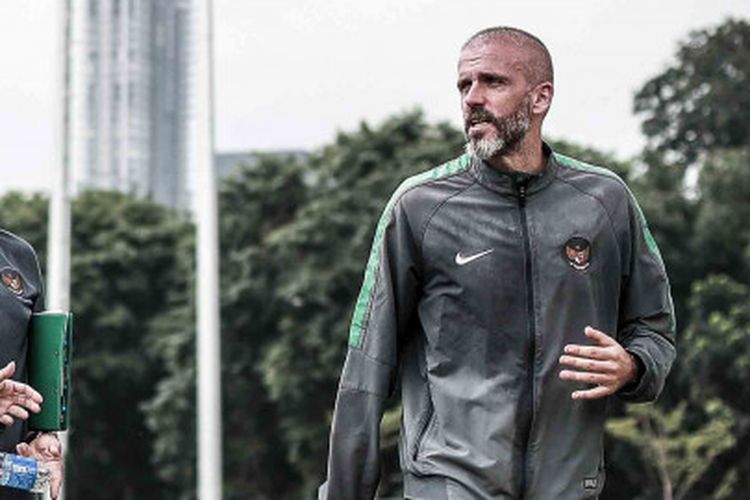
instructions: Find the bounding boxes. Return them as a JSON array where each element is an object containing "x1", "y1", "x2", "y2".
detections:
[{"x1": 0, "y1": 452, "x2": 50, "y2": 493}]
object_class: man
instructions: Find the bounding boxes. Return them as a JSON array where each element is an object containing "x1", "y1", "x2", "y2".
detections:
[
  {"x1": 0, "y1": 230, "x2": 64, "y2": 499},
  {"x1": 319, "y1": 27, "x2": 675, "y2": 499}
]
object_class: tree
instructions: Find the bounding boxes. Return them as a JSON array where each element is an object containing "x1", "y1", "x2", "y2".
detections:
[
  {"x1": 671, "y1": 273, "x2": 750, "y2": 497},
  {"x1": 217, "y1": 154, "x2": 310, "y2": 498},
  {"x1": 66, "y1": 191, "x2": 193, "y2": 498},
  {"x1": 691, "y1": 149, "x2": 750, "y2": 281},
  {"x1": 683, "y1": 275, "x2": 750, "y2": 414},
  {"x1": 0, "y1": 192, "x2": 48, "y2": 260},
  {"x1": 607, "y1": 400, "x2": 736, "y2": 500},
  {"x1": 634, "y1": 18, "x2": 750, "y2": 165},
  {"x1": 615, "y1": 149, "x2": 750, "y2": 498},
  {"x1": 616, "y1": 20, "x2": 750, "y2": 496},
  {"x1": 144, "y1": 153, "x2": 310, "y2": 499}
]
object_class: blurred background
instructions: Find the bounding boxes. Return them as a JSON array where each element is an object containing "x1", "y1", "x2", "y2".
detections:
[{"x1": 0, "y1": 0, "x2": 749, "y2": 498}]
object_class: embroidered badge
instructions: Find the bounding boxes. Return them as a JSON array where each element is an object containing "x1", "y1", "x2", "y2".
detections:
[
  {"x1": 0, "y1": 268, "x2": 24, "y2": 295},
  {"x1": 564, "y1": 237, "x2": 591, "y2": 271}
]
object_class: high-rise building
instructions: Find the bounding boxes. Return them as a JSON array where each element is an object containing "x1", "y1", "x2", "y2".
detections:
[{"x1": 68, "y1": 0, "x2": 191, "y2": 210}]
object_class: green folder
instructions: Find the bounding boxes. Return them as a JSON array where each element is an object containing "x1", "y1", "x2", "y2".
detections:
[{"x1": 27, "y1": 312, "x2": 73, "y2": 431}]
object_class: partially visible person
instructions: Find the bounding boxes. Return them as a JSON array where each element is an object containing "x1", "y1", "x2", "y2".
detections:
[{"x1": 0, "y1": 230, "x2": 64, "y2": 499}]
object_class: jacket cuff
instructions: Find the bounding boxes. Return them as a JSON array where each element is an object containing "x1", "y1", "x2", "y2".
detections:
[{"x1": 617, "y1": 347, "x2": 656, "y2": 402}]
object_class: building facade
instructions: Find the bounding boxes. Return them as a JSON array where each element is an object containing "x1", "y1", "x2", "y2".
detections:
[{"x1": 68, "y1": 0, "x2": 191, "y2": 210}]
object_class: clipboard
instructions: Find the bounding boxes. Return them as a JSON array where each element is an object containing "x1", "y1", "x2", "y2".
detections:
[{"x1": 27, "y1": 311, "x2": 73, "y2": 431}]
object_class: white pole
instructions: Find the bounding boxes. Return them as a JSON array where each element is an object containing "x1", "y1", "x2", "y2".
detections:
[
  {"x1": 47, "y1": 0, "x2": 73, "y2": 499},
  {"x1": 191, "y1": 0, "x2": 223, "y2": 498}
]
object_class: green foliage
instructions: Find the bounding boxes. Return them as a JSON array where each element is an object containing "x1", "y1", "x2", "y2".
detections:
[
  {"x1": 692, "y1": 149, "x2": 750, "y2": 280},
  {"x1": 683, "y1": 275, "x2": 750, "y2": 413},
  {"x1": 0, "y1": 192, "x2": 48, "y2": 262},
  {"x1": 607, "y1": 400, "x2": 736, "y2": 500},
  {"x1": 144, "y1": 154, "x2": 310, "y2": 500},
  {"x1": 219, "y1": 154, "x2": 309, "y2": 499},
  {"x1": 141, "y1": 231, "x2": 196, "y2": 499},
  {"x1": 611, "y1": 17, "x2": 750, "y2": 496},
  {"x1": 615, "y1": 148, "x2": 750, "y2": 498},
  {"x1": 598, "y1": 20, "x2": 750, "y2": 498},
  {"x1": 634, "y1": 18, "x2": 750, "y2": 164},
  {"x1": 67, "y1": 192, "x2": 193, "y2": 499}
]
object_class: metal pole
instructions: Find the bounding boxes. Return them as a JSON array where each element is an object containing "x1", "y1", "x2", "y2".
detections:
[
  {"x1": 191, "y1": 0, "x2": 223, "y2": 498},
  {"x1": 47, "y1": 0, "x2": 73, "y2": 499}
]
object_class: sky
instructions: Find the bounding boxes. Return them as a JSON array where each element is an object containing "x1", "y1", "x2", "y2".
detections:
[{"x1": 1, "y1": 0, "x2": 748, "y2": 194}]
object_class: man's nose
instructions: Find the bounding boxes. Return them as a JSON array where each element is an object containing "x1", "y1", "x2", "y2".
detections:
[{"x1": 463, "y1": 83, "x2": 485, "y2": 107}]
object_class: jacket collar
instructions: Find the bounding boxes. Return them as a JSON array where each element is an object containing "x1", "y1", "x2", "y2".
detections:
[{"x1": 470, "y1": 142, "x2": 558, "y2": 197}]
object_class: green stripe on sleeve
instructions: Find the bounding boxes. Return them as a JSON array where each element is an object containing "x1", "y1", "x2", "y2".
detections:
[{"x1": 348, "y1": 154, "x2": 471, "y2": 348}]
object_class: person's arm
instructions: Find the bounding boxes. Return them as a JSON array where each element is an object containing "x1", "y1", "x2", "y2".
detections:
[
  {"x1": 615, "y1": 191, "x2": 676, "y2": 402},
  {"x1": 320, "y1": 194, "x2": 420, "y2": 500}
]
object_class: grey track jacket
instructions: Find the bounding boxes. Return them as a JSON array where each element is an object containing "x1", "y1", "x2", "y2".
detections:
[{"x1": 319, "y1": 147, "x2": 676, "y2": 499}]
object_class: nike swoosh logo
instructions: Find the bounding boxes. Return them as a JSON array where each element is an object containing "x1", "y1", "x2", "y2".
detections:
[{"x1": 455, "y1": 249, "x2": 494, "y2": 266}]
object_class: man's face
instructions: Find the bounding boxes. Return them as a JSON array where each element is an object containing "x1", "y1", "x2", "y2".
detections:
[{"x1": 457, "y1": 39, "x2": 533, "y2": 160}]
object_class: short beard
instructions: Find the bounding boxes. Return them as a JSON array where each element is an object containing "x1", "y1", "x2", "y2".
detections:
[{"x1": 464, "y1": 96, "x2": 531, "y2": 161}]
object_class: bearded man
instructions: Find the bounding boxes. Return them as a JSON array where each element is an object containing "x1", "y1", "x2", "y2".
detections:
[{"x1": 319, "y1": 27, "x2": 675, "y2": 499}]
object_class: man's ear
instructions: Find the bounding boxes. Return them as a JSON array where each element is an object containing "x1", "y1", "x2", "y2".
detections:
[{"x1": 531, "y1": 82, "x2": 554, "y2": 116}]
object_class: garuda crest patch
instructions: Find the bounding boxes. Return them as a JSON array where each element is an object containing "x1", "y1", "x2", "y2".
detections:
[
  {"x1": 0, "y1": 268, "x2": 24, "y2": 295},
  {"x1": 564, "y1": 237, "x2": 591, "y2": 271}
]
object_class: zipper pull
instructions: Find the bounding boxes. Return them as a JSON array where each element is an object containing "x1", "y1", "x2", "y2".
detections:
[{"x1": 517, "y1": 181, "x2": 528, "y2": 206}]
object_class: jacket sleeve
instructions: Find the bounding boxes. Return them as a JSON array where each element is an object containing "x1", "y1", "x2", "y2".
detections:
[
  {"x1": 319, "y1": 193, "x2": 421, "y2": 500},
  {"x1": 616, "y1": 189, "x2": 676, "y2": 403}
]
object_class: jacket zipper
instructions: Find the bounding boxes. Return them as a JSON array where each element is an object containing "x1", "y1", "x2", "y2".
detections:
[{"x1": 517, "y1": 180, "x2": 536, "y2": 497}]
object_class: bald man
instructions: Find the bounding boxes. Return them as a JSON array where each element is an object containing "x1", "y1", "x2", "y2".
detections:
[{"x1": 319, "y1": 27, "x2": 675, "y2": 499}]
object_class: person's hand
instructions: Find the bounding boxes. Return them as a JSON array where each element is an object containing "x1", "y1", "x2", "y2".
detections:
[
  {"x1": 558, "y1": 326, "x2": 638, "y2": 400},
  {"x1": 0, "y1": 361, "x2": 43, "y2": 426},
  {"x1": 16, "y1": 433, "x2": 63, "y2": 500}
]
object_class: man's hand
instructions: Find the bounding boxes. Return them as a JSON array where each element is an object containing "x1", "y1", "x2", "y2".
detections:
[
  {"x1": 558, "y1": 326, "x2": 638, "y2": 400},
  {"x1": 16, "y1": 433, "x2": 63, "y2": 500},
  {"x1": 0, "y1": 361, "x2": 43, "y2": 426}
]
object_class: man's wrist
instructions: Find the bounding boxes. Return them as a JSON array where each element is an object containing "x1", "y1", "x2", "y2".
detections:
[{"x1": 624, "y1": 351, "x2": 644, "y2": 388}]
